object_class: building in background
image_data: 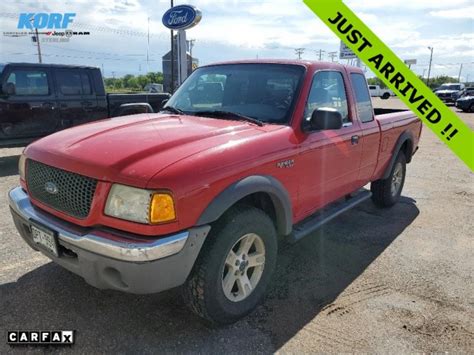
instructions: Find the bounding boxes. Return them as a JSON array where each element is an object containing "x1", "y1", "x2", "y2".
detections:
[{"x1": 162, "y1": 35, "x2": 198, "y2": 93}]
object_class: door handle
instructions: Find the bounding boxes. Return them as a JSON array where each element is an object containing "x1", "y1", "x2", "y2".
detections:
[
  {"x1": 351, "y1": 135, "x2": 359, "y2": 145},
  {"x1": 42, "y1": 102, "x2": 55, "y2": 110},
  {"x1": 30, "y1": 102, "x2": 55, "y2": 110},
  {"x1": 81, "y1": 101, "x2": 93, "y2": 107}
]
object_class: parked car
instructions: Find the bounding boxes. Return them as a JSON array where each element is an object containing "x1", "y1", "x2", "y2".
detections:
[
  {"x1": 0, "y1": 63, "x2": 170, "y2": 147},
  {"x1": 455, "y1": 87, "x2": 474, "y2": 112},
  {"x1": 368, "y1": 85, "x2": 393, "y2": 99},
  {"x1": 435, "y1": 83, "x2": 465, "y2": 104},
  {"x1": 9, "y1": 60, "x2": 421, "y2": 324}
]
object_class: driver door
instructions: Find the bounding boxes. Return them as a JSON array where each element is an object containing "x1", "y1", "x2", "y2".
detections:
[{"x1": 297, "y1": 70, "x2": 363, "y2": 217}]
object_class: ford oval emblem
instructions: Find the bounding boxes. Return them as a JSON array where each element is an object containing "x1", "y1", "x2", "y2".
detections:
[
  {"x1": 45, "y1": 182, "x2": 58, "y2": 195},
  {"x1": 162, "y1": 5, "x2": 202, "y2": 30}
]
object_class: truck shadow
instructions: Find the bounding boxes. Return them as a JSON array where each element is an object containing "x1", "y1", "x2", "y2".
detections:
[
  {"x1": 0, "y1": 197, "x2": 419, "y2": 352},
  {"x1": 0, "y1": 155, "x2": 19, "y2": 178}
]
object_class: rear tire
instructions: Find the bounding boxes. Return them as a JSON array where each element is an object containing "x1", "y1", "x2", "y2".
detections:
[
  {"x1": 371, "y1": 152, "x2": 406, "y2": 207},
  {"x1": 182, "y1": 205, "x2": 278, "y2": 324},
  {"x1": 382, "y1": 92, "x2": 390, "y2": 100}
]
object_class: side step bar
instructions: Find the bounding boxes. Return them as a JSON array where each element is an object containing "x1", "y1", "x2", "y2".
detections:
[{"x1": 289, "y1": 189, "x2": 372, "y2": 243}]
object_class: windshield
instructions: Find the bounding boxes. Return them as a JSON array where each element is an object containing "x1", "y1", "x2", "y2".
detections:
[
  {"x1": 165, "y1": 64, "x2": 305, "y2": 124},
  {"x1": 439, "y1": 84, "x2": 461, "y2": 90}
]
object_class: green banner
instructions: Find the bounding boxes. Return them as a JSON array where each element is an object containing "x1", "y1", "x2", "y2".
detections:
[{"x1": 304, "y1": 0, "x2": 474, "y2": 171}]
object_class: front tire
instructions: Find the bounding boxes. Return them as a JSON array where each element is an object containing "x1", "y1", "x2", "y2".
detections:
[
  {"x1": 371, "y1": 152, "x2": 406, "y2": 207},
  {"x1": 382, "y1": 92, "x2": 390, "y2": 100},
  {"x1": 182, "y1": 205, "x2": 277, "y2": 324}
]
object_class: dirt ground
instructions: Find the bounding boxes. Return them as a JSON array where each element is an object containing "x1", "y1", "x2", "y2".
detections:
[{"x1": 0, "y1": 98, "x2": 473, "y2": 353}]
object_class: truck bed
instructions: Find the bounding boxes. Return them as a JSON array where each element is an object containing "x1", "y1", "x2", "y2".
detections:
[{"x1": 107, "y1": 93, "x2": 170, "y2": 117}]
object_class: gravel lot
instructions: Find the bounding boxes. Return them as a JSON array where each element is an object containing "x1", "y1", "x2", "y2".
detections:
[{"x1": 0, "y1": 98, "x2": 473, "y2": 353}]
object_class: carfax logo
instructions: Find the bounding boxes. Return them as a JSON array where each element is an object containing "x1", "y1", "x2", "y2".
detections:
[{"x1": 7, "y1": 330, "x2": 75, "y2": 345}]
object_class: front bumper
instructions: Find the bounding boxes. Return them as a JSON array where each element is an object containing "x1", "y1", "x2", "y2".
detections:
[
  {"x1": 437, "y1": 95, "x2": 457, "y2": 103},
  {"x1": 9, "y1": 187, "x2": 210, "y2": 294}
]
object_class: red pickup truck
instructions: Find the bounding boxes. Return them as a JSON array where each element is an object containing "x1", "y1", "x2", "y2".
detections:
[{"x1": 9, "y1": 60, "x2": 421, "y2": 324}]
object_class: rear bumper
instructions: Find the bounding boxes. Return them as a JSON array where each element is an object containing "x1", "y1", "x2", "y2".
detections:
[{"x1": 9, "y1": 187, "x2": 210, "y2": 294}]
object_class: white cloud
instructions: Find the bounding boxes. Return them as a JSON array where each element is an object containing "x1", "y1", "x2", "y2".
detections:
[
  {"x1": 0, "y1": 0, "x2": 472, "y2": 80},
  {"x1": 429, "y1": 7, "x2": 474, "y2": 19}
]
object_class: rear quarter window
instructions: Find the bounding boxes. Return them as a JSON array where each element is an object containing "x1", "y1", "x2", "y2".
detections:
[{"x1": 56, "y1": 69, "x2": 92, "y2": 95}]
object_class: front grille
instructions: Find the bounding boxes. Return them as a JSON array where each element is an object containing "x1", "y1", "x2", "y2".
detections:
[{"x1": 26, "y1": 160, "x2": 98, "y2": 219}]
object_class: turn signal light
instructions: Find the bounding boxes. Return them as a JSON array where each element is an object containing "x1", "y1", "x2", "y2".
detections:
[{"x1": 150, "y1": 193, "x2": 176, "y2": 224}]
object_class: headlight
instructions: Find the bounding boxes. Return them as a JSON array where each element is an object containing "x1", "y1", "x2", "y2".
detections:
[
  {"x1": 105, "y1": 184, "x2": 176, "y2": 224},
  {"x1": 18, "y1": 154, "x2": 27, "y2": 180}
]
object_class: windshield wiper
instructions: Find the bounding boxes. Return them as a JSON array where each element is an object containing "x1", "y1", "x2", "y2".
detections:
[
  {"x1": 160, "y1": 106, "x2": 185, "y2": 115},
  {"x1": 193, "y1": 110, "x2": 264, "y2": 127}
]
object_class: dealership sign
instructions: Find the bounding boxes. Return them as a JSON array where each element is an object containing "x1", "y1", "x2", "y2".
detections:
[
  {"x1": 17, "y1": 13, "x2": 76, "y2": 29},
  {"x1": 162, "y1": 5, "x2": 202, "y2": 30}
]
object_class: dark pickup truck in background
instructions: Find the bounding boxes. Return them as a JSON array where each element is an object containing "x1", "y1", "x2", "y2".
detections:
[{"x1": 0, "y1": 63, "x2": 170, "y2": 147}]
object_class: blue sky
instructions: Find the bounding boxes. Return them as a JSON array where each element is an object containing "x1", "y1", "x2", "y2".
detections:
[{"x1": 1, "y1": 0, "x2": 473, "y2": 80}]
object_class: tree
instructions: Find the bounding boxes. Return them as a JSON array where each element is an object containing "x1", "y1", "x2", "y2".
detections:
[{"x1": 103, "y1": 72, "x2": 164, "y2": 92}]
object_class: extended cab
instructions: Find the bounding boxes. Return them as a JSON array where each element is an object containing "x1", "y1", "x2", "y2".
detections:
[
  {"x1": 0, "y1": 63, "x2": 170, "y2": 147},
  {"x1": 9, "y1": 60, "x2": 421, "y2": 324}
]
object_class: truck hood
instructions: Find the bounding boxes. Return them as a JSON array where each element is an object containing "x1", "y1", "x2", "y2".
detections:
[
  {"x1": 25, "y1": 113, "x2": 268, "y2": 187},
  {"x1": 457, "y1": 95, "x2": 474, "y2": 101}
]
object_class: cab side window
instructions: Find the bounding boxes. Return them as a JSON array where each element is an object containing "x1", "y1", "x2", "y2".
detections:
[
  {"x1": 6, "y1": 69, "x2": 50, "y2": 96},
  {"x1": 304, "y1": 71, "x2": 349, "y2": 123},
  {"x1": 351, "y1": 73, "x2": 374, "y2": 123},
  {"x1": 56, "y1": 70, "x2": 92, "y2": 95}
]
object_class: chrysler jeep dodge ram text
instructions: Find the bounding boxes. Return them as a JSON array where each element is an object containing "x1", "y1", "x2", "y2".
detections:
[{"x1": 9, "y1": 60, "x2": 421, "y2": 324}]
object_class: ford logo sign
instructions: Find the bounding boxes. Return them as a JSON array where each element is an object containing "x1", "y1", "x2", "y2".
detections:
[
  {"x1": 162, "y1": 5, "x2": 202, "y2": 30},
  {"x1": 44, "y1": 181, "x2": 58, "y2": 195}
]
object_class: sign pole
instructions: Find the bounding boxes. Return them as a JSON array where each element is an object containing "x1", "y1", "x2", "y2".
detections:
[{"x1": 177, "y1": 29, "x2": 188, "y2": 85}]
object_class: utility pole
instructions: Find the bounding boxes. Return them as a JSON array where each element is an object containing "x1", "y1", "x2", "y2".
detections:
[
  {"x1": 170, "y1": 0, "x2": 175, "y2": 93},
  {"x1": 146, "y1": 17, "x2": 150, "y2": 74},
  {"x1": 427, "y1": 46, "x2": 434, "y2": 87},
  {"x1": 30, "y1": 16, "x2": 43, "y2": 63},
  {"x1": 328, "y1": 51, "x2": 338, "y2": 62},
  {"x1": 317, "y1": 49, "x2": 325, "y2": 61},
  {"x1": 458, "y1": 63, "x2": 463, "y2": 83},
  {"x1": 34, "y1": 28, "x2": 42, "y2": 63},
  {"x1": 295, "y1": 48, "x2": 305, "y2": 60}
]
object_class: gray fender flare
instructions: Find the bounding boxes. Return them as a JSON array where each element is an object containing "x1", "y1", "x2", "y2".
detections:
[
  {"x1": 197, "y1": 175, "x2": 293, "y2": 236},
  {"x1": 382, "y1": 130, "x2": 414, "y2": 179}
]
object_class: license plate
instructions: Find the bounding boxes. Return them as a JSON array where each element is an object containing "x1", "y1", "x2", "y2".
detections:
[{"x1": 31, "y1": 223, "x2": 59, "y2": 257}]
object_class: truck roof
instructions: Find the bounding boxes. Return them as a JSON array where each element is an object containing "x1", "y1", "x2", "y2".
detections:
[
  {"x1": 2, "y1": 62, "x2": 100, "y2": 70},
  {"x1": 200, "y1": 59, "x2": 364, "y2": 73}
]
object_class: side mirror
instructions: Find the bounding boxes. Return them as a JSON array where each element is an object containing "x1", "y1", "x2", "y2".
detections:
[
  {"x1": 2, "y1": 82, "x2": 16, "y2": 96},
  {"x1": 309, "y1": 107, "x2": 343, "y2": 131}
]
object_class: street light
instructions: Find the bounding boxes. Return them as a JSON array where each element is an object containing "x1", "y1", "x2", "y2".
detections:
[{"x1": 427, "y1": 46, "x2": 434, "y2": 87}]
